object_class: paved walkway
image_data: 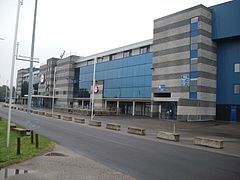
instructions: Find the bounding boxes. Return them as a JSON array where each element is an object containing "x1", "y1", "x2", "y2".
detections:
[{"x1": 6, "y1": 145, "x2": 135, "y2": 180}]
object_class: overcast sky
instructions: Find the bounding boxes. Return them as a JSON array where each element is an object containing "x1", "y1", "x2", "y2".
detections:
[{"x1": 0, "y1": 0, "x2": 230, "y2": 86}]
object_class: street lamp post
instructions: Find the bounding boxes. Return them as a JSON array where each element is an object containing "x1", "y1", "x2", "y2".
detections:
[
  {"x1": 7, "y1": 0, "x2": 22, "y2": 147},
  {"x1": 52, "y1": 67, "x2": 56, "y2": 116},
  {"x1": 91, "y1": 57, "x2": 97, "y2": 120},
  {"x1": 27, "y1": 0, "x2": 38, "y2": 122}
]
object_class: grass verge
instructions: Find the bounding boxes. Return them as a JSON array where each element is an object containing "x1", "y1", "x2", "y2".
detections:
[{"x1": 0, "y1": 119, "x2": 54, "y2": 168}]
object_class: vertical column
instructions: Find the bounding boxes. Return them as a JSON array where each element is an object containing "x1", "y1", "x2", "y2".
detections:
[
  {"x1": 150, "y1": 103, "x2": 153, "y2": 118},
  {"x1": 82, "y1": 100, "x2": 84, "y2": 109},
  {"x1": 104, "y1": 101, "x2": 107, "y2": 110},
  {"x1": 116, "y1": 101, "x2": 119, "y2": 115},
  {"x1": 132, "y1": 101, "x2": 135, "y2": 116},
  {"x1": 158, "y1": 104, "x2": 162, "y2": 119}
]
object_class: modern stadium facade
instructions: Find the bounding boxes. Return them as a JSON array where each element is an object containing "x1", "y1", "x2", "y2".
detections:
[{"x1": 16, "y1": 1, "x2": 240, "y2": 121}]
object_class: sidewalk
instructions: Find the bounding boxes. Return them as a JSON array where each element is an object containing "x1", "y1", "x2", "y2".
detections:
[
  {"x1": 92, "y1": 115, "x2": 240, "y2": 157},
  {"x1": 5, "y1": 144, "x2": 135, "y2": 180}
]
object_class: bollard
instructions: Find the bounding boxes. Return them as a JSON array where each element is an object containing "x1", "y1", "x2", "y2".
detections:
[
  {"x1": 17, "y1": 137, "x2": 21, "y2": 155},
  {"x1": 35, "y1": 134, "x2": 39, "y2": 148},
  {"x1": 31, "y1": 130, "x2": 34, "y2": 144}
]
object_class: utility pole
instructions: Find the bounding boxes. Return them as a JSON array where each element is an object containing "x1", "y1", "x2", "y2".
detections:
[
  {"x1": 27, "y1": 0, "x2": 38, "y2": 129},
  {"x1": 7, "y1": 0, "x2": 22, "y2": 147}
]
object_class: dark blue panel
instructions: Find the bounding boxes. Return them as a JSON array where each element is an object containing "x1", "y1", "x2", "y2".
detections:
[
  {"x1": 78, "y1": 52, "x2": 152, "y2": 99},
  {"x1": 216, "y1": 37, "x2": 240, "y2": 105},
  {"x1": 190, "y1": 30, "x2": 198, "y2": 37},
  {"x1": 190, "y1": 50, "x2": 198, "y2": 58},
  {"x1": 190, "y1": 71, "x2": 199, "y2": 79},
  {"x1": 211, "y1": 0, "x2": 240, "y2": 40},
  {"x1": 189, "y1": 92, "x2": 197, "y2": 99}
]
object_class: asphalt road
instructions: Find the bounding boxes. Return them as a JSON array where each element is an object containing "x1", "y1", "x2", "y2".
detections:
[{"x1": 1, "y1": 108, "x2": 240, "y2": 180}]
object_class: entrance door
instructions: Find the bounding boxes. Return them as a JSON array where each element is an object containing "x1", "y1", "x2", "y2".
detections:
[
  {"x1": 119, "y1": 102, "x2": 132, "y2": 115},
  {"x1": 230, "y1": 105, "x2": 237, "y2": 122},
  {"x1": 161, "y1": 102, "x2": 177, "y2": 120}
]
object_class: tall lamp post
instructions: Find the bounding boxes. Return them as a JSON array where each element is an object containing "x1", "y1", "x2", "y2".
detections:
[
  {"x1": 52, "y1": 67, "x2": 56, "y2": 116},
  {"x1": 27, "y1": 0, "x2": 38, "y2": 127},
  {"x1": 91, "y1": 57, "x2": 97, "y2": 120},
  {"x1": 7, "y1": 0, "x2": 23, "y2": 147}
]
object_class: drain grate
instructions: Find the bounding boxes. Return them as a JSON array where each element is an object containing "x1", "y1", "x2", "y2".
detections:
[{"x1": 45, "y1": 152, "x2": 67, "y2": 157}]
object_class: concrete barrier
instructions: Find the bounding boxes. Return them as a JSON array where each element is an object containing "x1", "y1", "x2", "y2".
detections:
[
  {"x1": 10, "y1": 123, "x2": 17, "y2": 129},
  {"x1": 62, "y1": 116, "x2": 72, "y2": 121},
  {"x1": 106, "y1": 123, "x2": 121, "y2": 131},
  {"x1": 53, "y1": 114, "x2": 61, "y2": 119},
  {"x1": 127, "y1": 126, "x2": 145, "y2": 136},
  {"x1": 89, "y1": 120, "x2": 101, "y2": 127},
  {"x1": 45, "y1": 112, "x2": 52, "y2": 117},
  {"x1": 32, "y1": 110, "x2": 39, "y2": 114},
  {"x1": 157, "y1": 131, "x2": 180, "y2": 142},
  {"x1": 193, "y1": 137, "x2": 224, "y2": 149},
  {"x1": 74, "y1": 117, "x2": 85, "y2": 124},
  {"x1": 38, "y1": 111, "x2": 45, "y2": 116}
]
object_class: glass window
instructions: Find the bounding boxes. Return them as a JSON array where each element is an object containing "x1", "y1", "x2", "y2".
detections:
[
  {"x1": 190, "y1": 22, "x2": 198, "y2": 31},
  {"x1": 190, "y1": 79, "x2": 197, "y2": 86},
  {"x1": 234, "y1": 63, "x2": 240, "y2": 72},
  {"x1": 140, "y1": 46, "x2": 150, "y2": 54},
  {"x1": 63, "y1": 91, "x2": 67, "y2": 95},
  {"x1": 191, "y1": 17, "x2": 199, "y2": 23},
  {"x1": 190, "y1": 85, "x2": 197, "y2": 92},
  {"x1": 97, "y1": 57, "x2": 103, "y2": 63},
  {"x1": 191, "y1": 63, "x2": 198, "y2": 71},
  {"x1": 234, "y1": 84, "x2": 240, "y2": 94},
  {"x1": 110, "y1": 54, "x2": 117, "y2": 61},
  {"x1": 191, "y1": 43, "x2": 198, "y2": 50},
  {"x1": 123, "y1": 50, "x2": 132, "y2": 58},
  {"x1": 191, "y1": 58, "x2": 198, "y2": 64},
  {"x1": 191, "y1": 36, "x2": 198, "y2": 44}
]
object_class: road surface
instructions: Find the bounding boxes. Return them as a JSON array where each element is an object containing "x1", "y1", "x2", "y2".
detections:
[{"x1": 1, "y1": 108, "x2": 240, "y2": 180}]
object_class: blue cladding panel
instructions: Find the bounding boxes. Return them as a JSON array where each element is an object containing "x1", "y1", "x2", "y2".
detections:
[
  {"x1": 211, "y1": 0, "x2": 240, "y2": 40},
  {"x1": 75, "y1": 53, "x2": 153, "y2": 98},
  {"x1": 189, "y1": 92, "x2": 197, "y2": 99},
  {"x1": 190, "y1": 30, "x2": 198, "y2": 37},
  {"x1": 190, "y1": 71, "x2": 198, "y2": 79},
  {"x1": 190, "y1": 50, "x2": 198, "y2": 58},
  {"x1": 216, "y1": 37, "x2": 240, "y2": 105}
]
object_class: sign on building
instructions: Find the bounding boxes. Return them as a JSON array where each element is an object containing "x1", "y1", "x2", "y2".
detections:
[
  {"x1": 159, "y1": 84, "x2": 166, "y2": 92},
  {"x1": 181, "y1": 74, "x2": 190, "y2": 87}
]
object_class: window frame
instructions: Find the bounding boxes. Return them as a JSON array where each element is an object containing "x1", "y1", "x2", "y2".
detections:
[
  {"x1": 233, "y1": 84, "x2": 240, "y2": 94},
  {"x1": 234, "y1": 63, "x2": 240, "y2": 73}
]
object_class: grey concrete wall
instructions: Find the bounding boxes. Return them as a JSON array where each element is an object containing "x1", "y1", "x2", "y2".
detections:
[
  {"x1": 55, "y1": 55, "x2": 79, "y2": 108},
  {"x1": 152, "y1": 5, "x2": 216, "y2": 121}
]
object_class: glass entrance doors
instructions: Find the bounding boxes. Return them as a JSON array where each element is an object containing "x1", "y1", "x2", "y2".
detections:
[{"x1": 161, "y1": 102, "x2": 177, "y2": 120}]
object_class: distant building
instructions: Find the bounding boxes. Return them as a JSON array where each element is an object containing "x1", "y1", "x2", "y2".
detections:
[{"x1": 16, "y1": 67, "x2": 39, "y2": 103}]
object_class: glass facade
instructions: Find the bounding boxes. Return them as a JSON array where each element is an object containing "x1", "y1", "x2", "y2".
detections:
[
  {"x1": 189, "y1": 17, "x2": 199, "y2": 100},
  {"x1": 74, "y1": 53, "x2": 152, "y2": 98}
]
